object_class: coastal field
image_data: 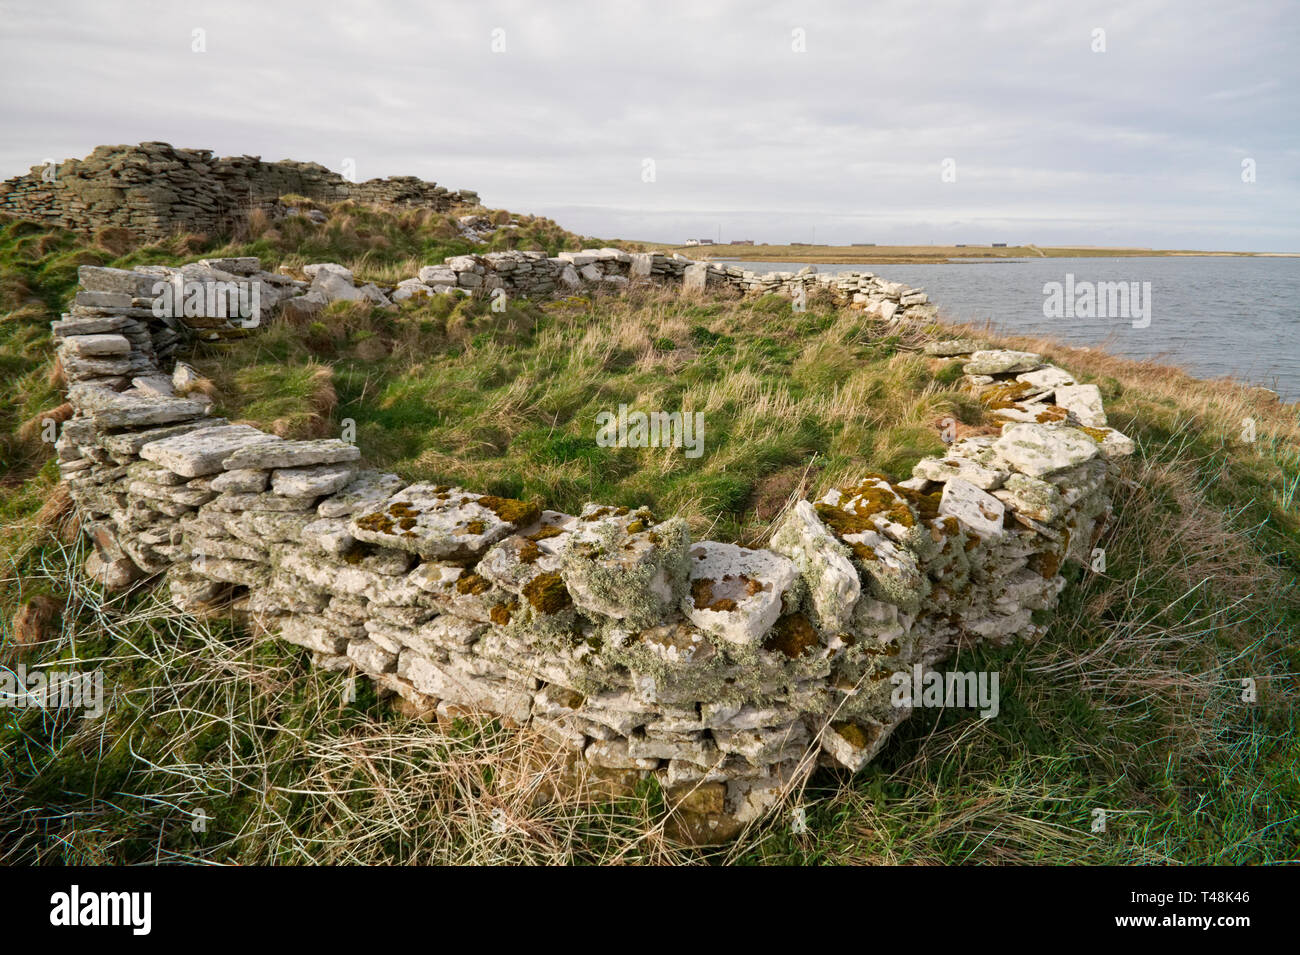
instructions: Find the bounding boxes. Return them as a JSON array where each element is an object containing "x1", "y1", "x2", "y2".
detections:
[
  {"x1": 1, "y1": 201, "x2": 1297, "y2": 864},
  {"x1": 656, "y1": 243, "x2": 1293, "y2": 265}
]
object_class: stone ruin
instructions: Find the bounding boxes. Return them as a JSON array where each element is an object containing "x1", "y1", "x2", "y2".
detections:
[
  {"x1": 0, "y1": 142, "x2": 480, "y2": 242},
  {"x1": 49, "y1": 249, "x2": 1133, "y2": 840}
]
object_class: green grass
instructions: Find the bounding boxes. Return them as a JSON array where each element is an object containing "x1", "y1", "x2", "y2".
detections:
[
  {"x1": 0, "y1": 202, "x2": 583, "y2": 482},
  {"x1": 1, "y1": 204, "x2": 1297, "y2": 864},
  {"x1": 197, "y1": 287, "x2": 965, "y2": 543}
]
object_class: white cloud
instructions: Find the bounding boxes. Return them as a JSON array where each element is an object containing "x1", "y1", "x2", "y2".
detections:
[{"x1": 0, "y1": 0, "x2": 1295, "y2": 250}]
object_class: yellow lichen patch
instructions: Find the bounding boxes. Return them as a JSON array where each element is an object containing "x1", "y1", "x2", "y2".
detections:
[
  {"x1": 894, "y1": 485, "x2": 941, "y2": 522},
  {"x1": 835, "y1": 480, "x2": 917, "y2": 528},
  {"x1": 455, "y1": 571, "x2": 492, "y2": 595},
  {"x1": 476, "y1": 495, "x2": 540, "y2": 527},
  {"x1": 1030, "y1": 549, "x2": 1062, "y2": 580},
  {"x1": 464, "y1": 519, "x2": 487, "y2": 535},
  {"x1": 980, "y1": 380, "x2": 1034, "y2": 408},
  {"x1": 523, "y1": 571, "x2": 572, "y2": 614},
  {"x1": 763, "y1": 613, "x2": 820, "y2": 658},
  {"x1": 1079, "y1": 426, "x2": 1111, "y2": 444},
  {"x1": 354, "y1": 511, "x2": 396, "y2": 535},
  {"x1": 528, "y1": 525, "x2": 564, "y2": 541},
  {"x1": 830, "y1": 721, "x2": 869, "y2": 749},
  {"x1": 517, "y1": 539, "x2": 542, "y2": 564},
  {"x1": 1034, "y1": 405, "x2": 1067, "y2": 423},
  {"x1": 691, "y1": 578, "x2": 737, "y2": 612},
  {"x1": 489, "y1": 599, "x2": 517, "y2": 626},
  {"x1": 851, "y1": 542, "x2": 878, "y2": 562}
]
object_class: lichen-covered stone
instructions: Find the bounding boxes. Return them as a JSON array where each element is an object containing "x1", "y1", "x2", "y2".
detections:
[
  {"x1": 351, "y1": 485, "x2": 538, "y2": 560},
  {"x1": 222, "y1": 438, "x2": 360, "y2": 470},
  {"x1": 271, "y1": 462, "x2": 357, "y2": 497},
  {"x1": 684, "y1": 541, "x2": 799, "y2": 647},
  {"x1": 560, "y1": 505, "x2": 689, "y2": 628},
  {"x1": 993, "y1": 423, "x2": 1101, "y2": 477},
  {"x1": 938, "y1": 478, "x2": 1006, "y2": 539},
  {"x1": 769, "y1": 500, "x2": 860, "y2": 635},
  {"x1": 912, "y1": 455, "x2": 1008, "y2": 491},
  {"x1": 139, "y1": 424, "x2": 274, "y2": 477},
  {"x1": 962, "y1": 349, "x2": 1043, "y2": 376}
]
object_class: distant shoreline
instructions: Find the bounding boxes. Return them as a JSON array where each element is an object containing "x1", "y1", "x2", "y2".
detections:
[{"x1": 648, "y1": 243, "x2": 1300, "y2": 265}]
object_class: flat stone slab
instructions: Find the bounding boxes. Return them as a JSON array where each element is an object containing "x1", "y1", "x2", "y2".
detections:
[
  {"x1": 912, "y1": 455, "x2": 1008, "y2": 490},
  {"x1": 685, "y1": 541, "x2": 799, "y2": 647},
  {"x1": 1053, "y1": 384, "x2": 1107, "y2": 427},
  {"x1": 992, "y1": 473, "x2": 1066, "y2": 523},
  {"x1": 923, "y1": 339, "x2": 981, "y2": 357},
  {"x1": 52, "y1": 315, "x2": 130, "y2": 336},
  {"x1": 210, "y1": 468, "x2": 268, "y2": 493},
  {"x1": 77, "y1": 388, "x2": 210, "y2": 429},
  {"x1": 351, "y1": 484, "x2": 539, "y2": 560},
  {"x1": 993, "y1": 423, "x2": 1100, "y2": 477},
  {"x1": 61, "y1": 333, "x2": 131, "y2": 357},
  {"x1": 1016, "y1": 366, "x2": 1076, "y2": 394},
  {"x1": 938, "y1": 478, "x2": 1006, "y2": 538},
  {"x1": 963, "y1": 350, "x2": 1043, "y2": 376},
  {"x1": 316, "y1": 470, "x2": 405, "y2": 518},
  {"x1": 98, "y1": 417, "x2": 228, "y2": 456},
  {"x1": 139, "y1": 424, "x2": 275, "y2": 477},
  {"x1": 222, "y1": 438, "x2": 360, "y2": 470},
  {"x1": 271, "y1": 462, "x2": 357, "y2": 497}
]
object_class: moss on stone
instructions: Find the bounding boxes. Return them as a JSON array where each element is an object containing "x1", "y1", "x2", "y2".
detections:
[
  {"x1": 831, "y1": 720, "x2": 869, "y2": 749},
  {"x1": 489, "y1": 599, "x2": 516, "y2": 626},
  {"x1": 523, "y1": 571, "x2": 572, "y2": 614},
  {"x1": 763, "y1": 612, "x2": 819, "y2": 658},
  {"x1": 477, "y1": 495, "x2": 540, "y2": 526},
  {"x1": 455, "y1": 571, "x2": 492, "y2": 595},
  {"x1": 980, "y1": 380, "x2": 1034, "y2": 408}
]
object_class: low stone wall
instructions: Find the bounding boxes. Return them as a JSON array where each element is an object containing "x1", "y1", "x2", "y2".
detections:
[
  {"x1": 51, "y1": 251, "x2": 1133, "y2": 839},
  {"x1": 0, "y1": 142, "x2": 479, "y2": 241}
]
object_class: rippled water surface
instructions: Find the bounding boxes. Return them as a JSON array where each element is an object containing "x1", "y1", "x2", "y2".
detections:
[{"x1": 723, "y1": 256, "x2": 1300, "y2": 402}]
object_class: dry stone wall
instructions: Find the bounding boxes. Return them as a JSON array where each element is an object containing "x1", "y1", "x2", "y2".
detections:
[
  {"x1": 0, "y1": 142, "x2": 479, "y2": 241},
  {"x1": 52, "y1": 250, "x2": 1133, "y2": 839}
]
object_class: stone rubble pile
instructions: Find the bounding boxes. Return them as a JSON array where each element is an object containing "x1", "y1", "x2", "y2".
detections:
[
  {"x1": 0, "y1": 142, "x2": 479, "y2": 241},
  {"x1": 294, "y1": 248, "x2": 940, "y2": 325},
  {"x1": 52, "y1": 258, "x2": 1131, "y2": 841}
]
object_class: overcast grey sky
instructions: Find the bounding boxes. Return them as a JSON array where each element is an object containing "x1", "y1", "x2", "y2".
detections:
[{"x1": 2, "y1": 0, "x2": 1296, "y2": 250}]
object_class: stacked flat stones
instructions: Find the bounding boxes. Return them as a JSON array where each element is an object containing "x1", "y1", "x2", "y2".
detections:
[
  {"x1": 53, "y1": 258, "x2": 1131, "y2": 840},
  {"x1": 0, "y1": 142, "x2": 478, "y2": 241}
]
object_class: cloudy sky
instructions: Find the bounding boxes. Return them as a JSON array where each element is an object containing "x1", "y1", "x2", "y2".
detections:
[{"x1": 2, "y1": 0, "x2": 1296, "y2": 250}]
